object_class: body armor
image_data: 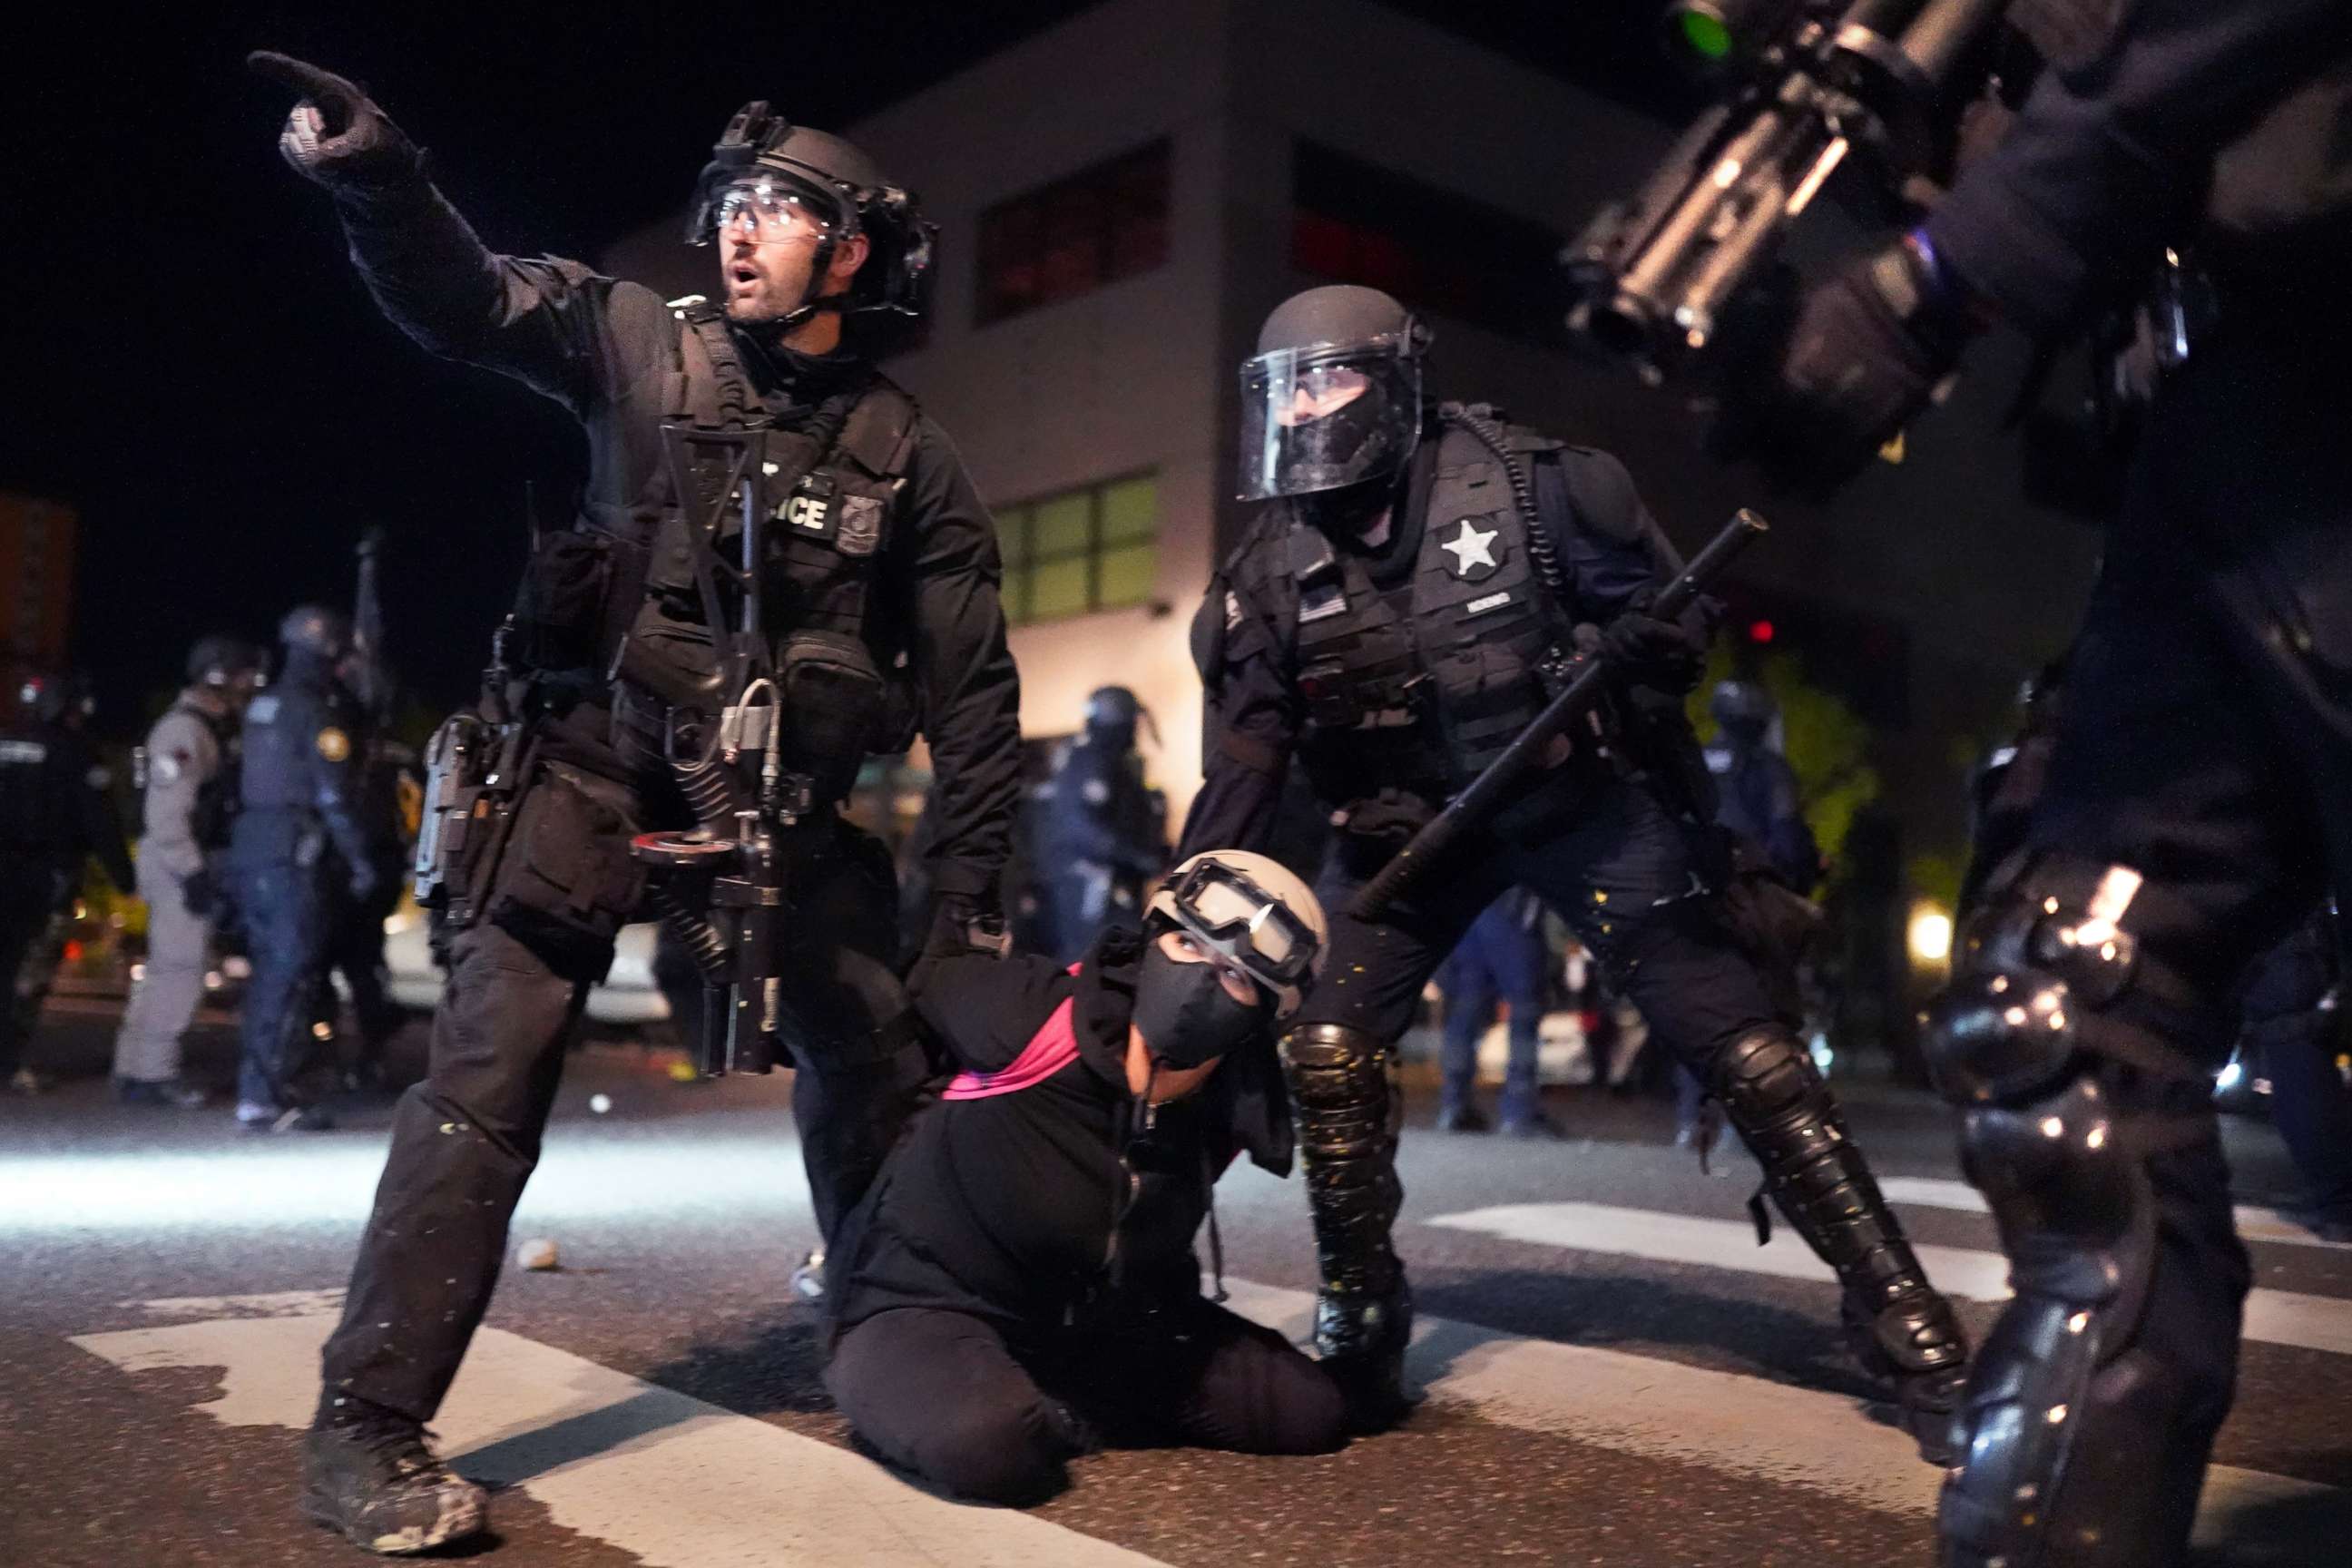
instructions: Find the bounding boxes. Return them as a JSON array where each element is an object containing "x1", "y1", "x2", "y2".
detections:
[{"x1": 1266, "y1": 415, "x2": 1566, "y2": 806}]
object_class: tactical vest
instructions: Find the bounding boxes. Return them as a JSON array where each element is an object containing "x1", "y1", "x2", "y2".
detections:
[
  {"x1": 1282, "y1": 415, "x2": 1565, "y2": 799},
  {"x1": 605, "y1": 300, "x2": 925, "y2": 785}
]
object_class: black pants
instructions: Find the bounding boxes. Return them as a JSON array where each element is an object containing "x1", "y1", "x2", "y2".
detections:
[
  {"x1": 237, "y1": 860, "x2": 340, "y2": 1110},
  {"x1": 319, "y1": 754, "x2": 923, "y2": 1423},
  {"x1": 0, "y1": 860, "x2": 71, "y2": 1077},
  {"x1": 1946, "y1": 305, "x2": 2352, "y2": 1563},
  {"x1": 825, "y1": 1298, "x2": 1347, "y2": 1504},
  {"x1": 1295, "y1": 775, "x2": 1776, "y2": 1083}
]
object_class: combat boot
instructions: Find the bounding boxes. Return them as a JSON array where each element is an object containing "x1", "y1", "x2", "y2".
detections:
[
  {"x1": 1315, "y1": 1280, "x2": 1416, "y2": 1432},
  {"x1": 303, "y1": 1396, "x2": 487, "y2": 1554},
  {"x1": 1843, "y1": 1282, "x2": 1970, "y2": 1464}
]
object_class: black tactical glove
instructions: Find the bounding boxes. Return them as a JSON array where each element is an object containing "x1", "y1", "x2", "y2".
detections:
[
  {"x1": 1754, "y1": 238, "x2": 1979, "y2": 485},
  {"x1": 248, "y1": 52, "x2": 421, "y2": 191},
  {"x1": 906, "y1": 894, "x2": 1009, "y2": 995},
  {"x1": 1330, "y1": 788, "x2": 1434, "y2": 848},
  {"x1": 1579, "y1": 591, "x2": 1709, "y2": 697}
]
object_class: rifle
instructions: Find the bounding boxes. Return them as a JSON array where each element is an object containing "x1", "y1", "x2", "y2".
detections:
[
  {"x1": 1565, "y1": 0, "x2": 2013, "y2": 379},
  {"x1": 1349, "y1": 509, "x2": 1769, "y2": 921},
  {"x1": 628, "y1": 422, "x2": 814, "y2": 1078}
]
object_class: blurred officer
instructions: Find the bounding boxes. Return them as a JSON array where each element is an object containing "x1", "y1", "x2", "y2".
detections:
[
  {"x1": 1035, "y1": 685, "x2": 1169, "y2": 962},
  {"x1": 1434, "y1": 888, "x2": 1554, "y2": 1135},
  {"x1": 0, "y1": 672, "x2": 135, "y2": 1094},
  {"x1": 230, "y1": 607, "x2": 374, "y2": 1132},
  {"x1": 112, "y1": 636, "x2": 264, "y2": 1105}
]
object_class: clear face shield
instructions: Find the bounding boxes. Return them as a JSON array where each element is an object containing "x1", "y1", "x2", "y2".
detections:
[{"x1": 1235, "y1": 335, "x2": 1423, "y2": 503}]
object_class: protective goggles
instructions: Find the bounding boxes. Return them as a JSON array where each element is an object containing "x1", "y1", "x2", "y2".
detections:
[
  {"x1": 711, "y1": 174, "x2": 838, "y2": 245},
  {"x1": 1153, "y1": 858, "x2": 1318, "y2": 995}
]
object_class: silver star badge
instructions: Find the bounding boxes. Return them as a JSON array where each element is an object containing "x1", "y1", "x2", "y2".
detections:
[{"x1": 1443, "y1": 520, "x2": 1499, "y2": 575}]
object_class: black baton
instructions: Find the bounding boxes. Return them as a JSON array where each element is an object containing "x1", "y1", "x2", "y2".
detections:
[{"x1": 1348, "y1": 508, "x2": 1769, "y2": 921}]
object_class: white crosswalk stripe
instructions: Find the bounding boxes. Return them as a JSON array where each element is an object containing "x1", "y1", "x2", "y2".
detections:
[
  {"x1": 1878, "y1": 1173, "x2": 2352, "y2": 1252},
  {"x1": 74, "y1": 1282, "x2": 2347, "y2": 1564},
  {"x1": 72, "y1": 1303, "x2": 1169, "y2": 1568},
  {"x1": 1425, "y1": 1200, "x2": 2352, "y2": 1358}
]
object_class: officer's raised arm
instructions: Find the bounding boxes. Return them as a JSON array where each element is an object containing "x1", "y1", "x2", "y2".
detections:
[{"x1": 249, "y1": 50, "x2": 658, "y2": 413}]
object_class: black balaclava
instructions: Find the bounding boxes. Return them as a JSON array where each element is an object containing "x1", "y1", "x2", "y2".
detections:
[{"x1": 1131, "y1": 941, "x2": 1270, "y2": 1073}]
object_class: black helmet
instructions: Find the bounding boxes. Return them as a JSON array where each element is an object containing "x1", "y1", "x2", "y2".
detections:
[
  {"x1": 187, "y1": 635, "x2": 264, "y2": 689},
  {"x1": 1238, "y1": 286, "x2": 1430, "y2": 503},
  {"x1": 279, "y1": 604, "x2": 353, "y2": 662},
  {"x1": 685, "y1": 102, "x2": 936, "y2": 333},
  {"x1": 1083, "y1": 685, "x2": 1142, "y2": 736},
  {"x1": 19, "y1": 671, "x2": 94, "y2": 726},
  {"x1": 1710, "y1": 679, "x2": 1777, "y2": 739}
]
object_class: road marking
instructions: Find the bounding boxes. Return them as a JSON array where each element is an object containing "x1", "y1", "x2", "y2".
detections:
[
  {"x1": 1222, "y1": 1279, "x2": 2347, "y2": 1560},
  {"x1": 1879, "y1": 1174, "x2": 2352, "y2": 1252},
  {"x1": 72, "y1": 1306, "x2": 1166, "y2": 1568},
  {"x1": 1424, "y1": 1201, "x2": 2352, "y2": 1357}
]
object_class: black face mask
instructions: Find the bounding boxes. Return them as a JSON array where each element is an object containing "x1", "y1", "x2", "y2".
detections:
[
  {"x1": 1294, "y1": 474, "x2": 1394, "y2": 538},
  {"x1": 1132, "y1": 945, "x2": 1269, "y2": 1072}
]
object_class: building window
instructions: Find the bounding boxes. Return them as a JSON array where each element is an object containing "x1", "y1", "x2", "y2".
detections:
[
  {"x1": 996, "y1": 472, "x2": 1159, "y2": 625},
  {"x1": 1289, "y1": 142, "x2": 1568, "y2": 346},
  {"x1": 977, "y1": 141, "x2": 1171, "y2": 325}
]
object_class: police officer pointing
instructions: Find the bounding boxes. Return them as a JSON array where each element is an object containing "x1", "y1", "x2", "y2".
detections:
[
  {"x1": 1183, "y1": 285, "x2": 1967, "y2": 1452},
  {"x1": 251, "y1": 54, "x2": 1021, "y2": 1553}
]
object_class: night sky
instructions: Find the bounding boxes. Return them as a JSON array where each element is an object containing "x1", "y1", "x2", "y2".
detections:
[{"x1": 8, "y1": 3, "x2": 1690, "y2": 737}]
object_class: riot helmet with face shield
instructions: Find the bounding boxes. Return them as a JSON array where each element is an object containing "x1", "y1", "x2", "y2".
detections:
[{"x1": 1237, "y1": 286, "x2": 1430, "y2": 505}]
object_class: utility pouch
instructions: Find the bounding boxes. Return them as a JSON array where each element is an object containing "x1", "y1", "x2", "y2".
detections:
[
  {"x1": 510, "y1": 530, "x2": 614, "y2": 674},
  {"x1": 777, "y1": 631, "x2": 885, "y2": 803},
  {"x1": 415, "y1": 709, "x2": 534, "y2": 951},
  {"x1": 485, "y1": 762, "x2": 647, "y2": 983}
]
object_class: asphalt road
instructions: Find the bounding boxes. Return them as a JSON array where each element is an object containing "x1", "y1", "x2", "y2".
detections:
[{"x1": 5, "y1": 1003, "x2": 2347, "y2": 1567}]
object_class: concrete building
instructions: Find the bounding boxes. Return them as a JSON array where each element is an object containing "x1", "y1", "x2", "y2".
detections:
[
  {"x1": 0, "y1": 493, "x2": 79, "y2": 718},
  {"x1": 604, "y1": 0, "x2": 2100, "y2": 865}
]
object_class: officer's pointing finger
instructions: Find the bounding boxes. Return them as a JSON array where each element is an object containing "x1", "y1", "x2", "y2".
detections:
[{"x1": 246, "y1": 51, "x2": 359, "y2": 125}]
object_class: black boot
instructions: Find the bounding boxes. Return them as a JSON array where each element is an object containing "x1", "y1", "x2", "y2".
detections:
[
  {"x1": 1281, "y1": 1022, "x2": 1416, "y2": 1431},
  {"x1": 303, "y1": 1394, "x2": 487, "y2": 1554},
  {"x1": 1710, "y1": 1027, "x2": 1971, "y2": 1463}
]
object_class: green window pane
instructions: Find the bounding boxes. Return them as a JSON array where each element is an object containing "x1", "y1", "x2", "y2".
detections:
[
  {"x1": 1029, "y1": 555, "x2": 1090, "y2": 620},
  {"x1": 1097, "y1": 542, "x2": 1157, "y2": 607},
  {"x1": 1033, "y1": 492, "x2": 1093, "y2": 558},
  {"x1": 1100, "y1": 474, "x2": 1157, "y2": 544},
  {"x1": 995, "y1": 505, "x2": 1030, "y2": 568},
  {"x1": 1002, "y1": 564, "x2": 1032, "y2": 625}
]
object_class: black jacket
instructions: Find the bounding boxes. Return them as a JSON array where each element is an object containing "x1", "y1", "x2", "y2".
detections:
[
  {"x1": 1930, "y1": 0, "x2": 2352, "y2": 333},
  {"x1": 828, "y1": 931, "x2": 1288, "y2": 1338},
  {"x1": 324, "y1": 175, "x2": 1021, "y2": 905},
  {"x1": 0, "y1": 719, "x2": 132, "y2": 890}
]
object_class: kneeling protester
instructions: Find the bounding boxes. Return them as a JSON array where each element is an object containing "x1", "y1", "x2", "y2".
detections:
[{"x1": 824, "y1": 851, "x2": 1345, "y2": 1503}]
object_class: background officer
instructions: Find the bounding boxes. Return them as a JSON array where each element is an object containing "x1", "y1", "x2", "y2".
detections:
[
  {"x1": 111, "y1": 635, "x2": 263, "y2": 1105},
  {"x1": 1034, "y1": 684, "x2": 1168, "y2": 961},
  {"x1": 1757, "y1": 4, "x2": 2352, "y2": 1561},
  {"x1": 1432, "y1": 888, "x2": 1553, "y2": 1136},
  {"x1": 0, "y1": 672, "x2": 135, "y2": 1095},
  {"x1": 252, "y1": 55, "x2": 1021, "y2": 1553},
  {"x1": 1703, "y1": 680, "x2": 1818, "y2": 894},
  {"x1": 230, "y1": 606, "x2": 373, "y2": 1133},
  {"x1": 1183, "y1": 285, "x2": 1967, "y2": 1451}
]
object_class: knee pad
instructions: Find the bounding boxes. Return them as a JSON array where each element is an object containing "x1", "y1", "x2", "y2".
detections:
[
  {"x1": 1925, "y1": 855, "x2": 2185, "y2": 1563},
  {"x1": 1279, "y1": 1023, "x2": 1400, "y2": 1161}
]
